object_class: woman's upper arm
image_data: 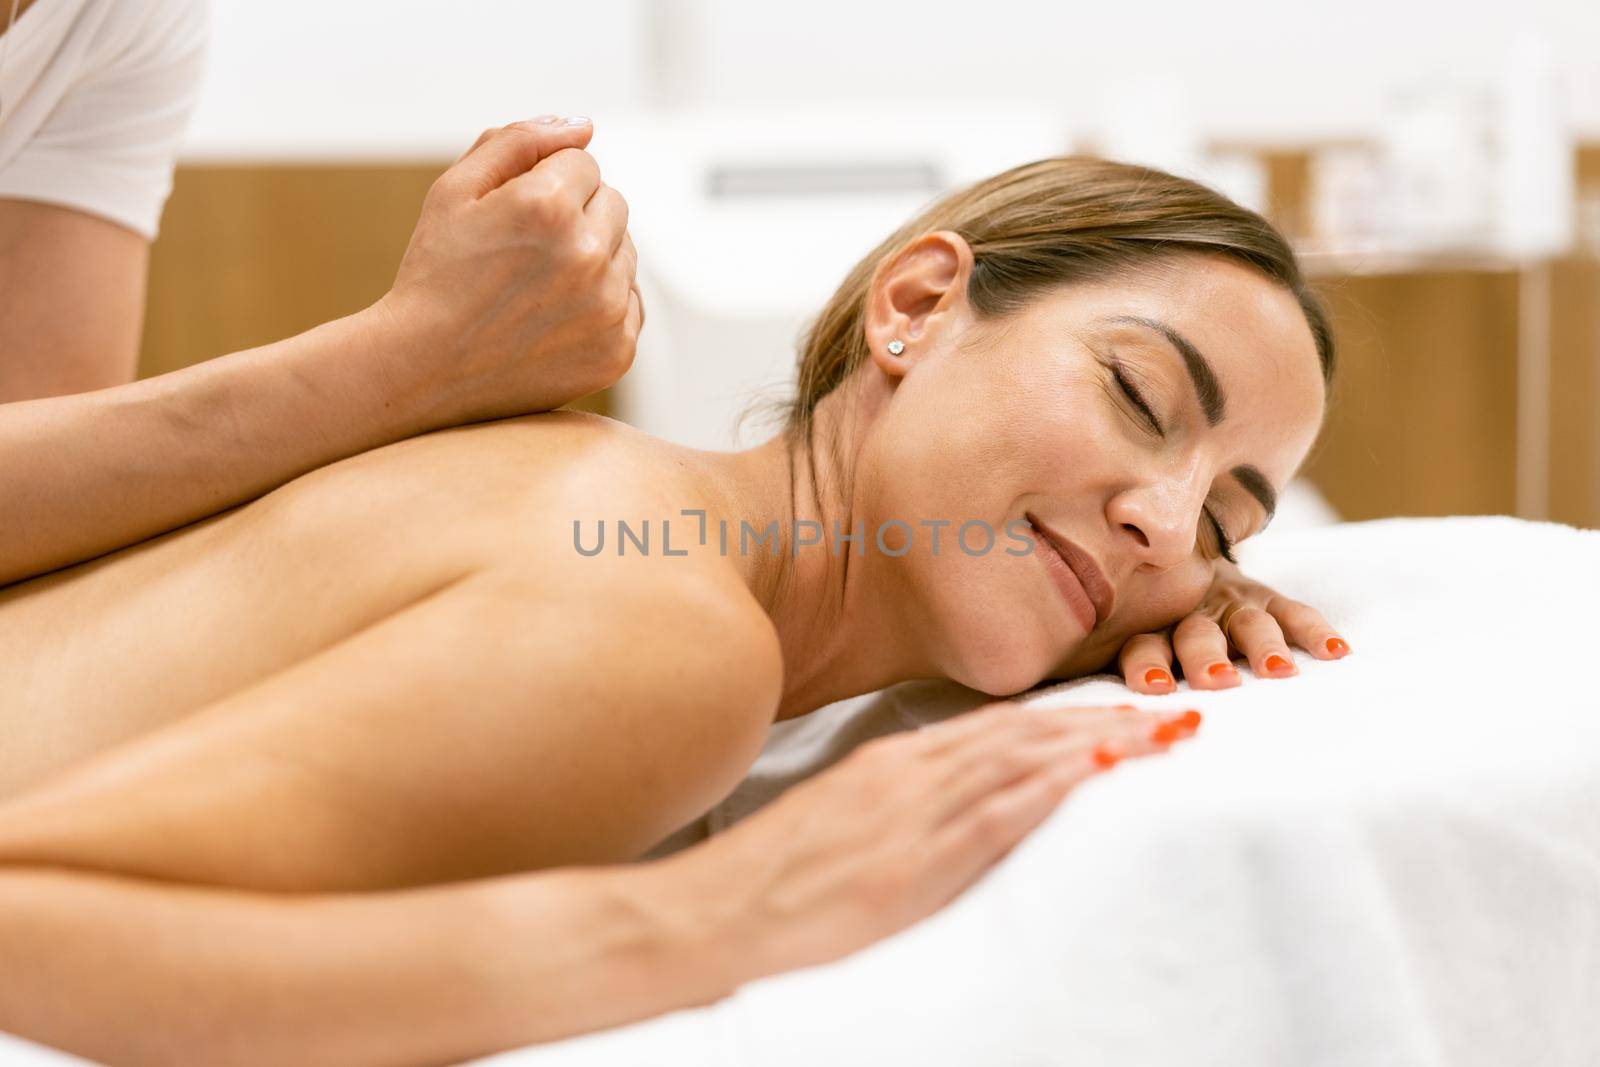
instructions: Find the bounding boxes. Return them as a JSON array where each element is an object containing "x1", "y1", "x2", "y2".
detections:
[{"x1": 0, "y1": 565, "x2": 781, "y2": 891}]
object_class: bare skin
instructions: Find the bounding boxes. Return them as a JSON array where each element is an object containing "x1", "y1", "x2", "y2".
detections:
[
  {"x1": 0, "y1": 117, "x2": 639, "y2": 585},
  {"x1": 0, "y1": 200, "x2": 147, "y2": 402},
  {"x1": 0, "y1": 410, "x2": 784, "y2": 890},
  {"x1": 0, "y1": 241, "x2": 1330, "y2": 893},
  {"x1": 0, "y1": 227, "x2": 1333, "y2": 1064}
]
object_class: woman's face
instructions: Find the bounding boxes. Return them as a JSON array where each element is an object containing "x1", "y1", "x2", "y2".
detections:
[{"x1": 852, "y1": 249, "x2": 1327, "y2": 695}]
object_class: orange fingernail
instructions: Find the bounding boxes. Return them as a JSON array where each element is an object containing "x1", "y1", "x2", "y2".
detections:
[
  {"x1": 1264, "y1": 654, "x2": 1291, "y2": 673},
  {"x1": 1208, "y1": 661, "x2": 1238, "y2": 679},
  {"x1": 1092, "y1": 743, "x2": 1121, "y2": 768},
  {"x1": 1325, "y1": 636, "x2": 1350, "y2": 656},
  {"x1": 1115, "y1": 703, "x2": 1137, "y2": 712},
  {"x1": 1152, "y1": 709, "x2": 1203, "y2": 744},
  {"x1": 1144, "y1": 668, "x2": 1174, "y2": 689},
  {"x1": 1151, "y1": 720, "x2": 1183, "y2": 744}
]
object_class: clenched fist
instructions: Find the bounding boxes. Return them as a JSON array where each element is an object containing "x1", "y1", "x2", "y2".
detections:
[{"x1": 368, "y1": 115, "x2": 642, "y2": 425}]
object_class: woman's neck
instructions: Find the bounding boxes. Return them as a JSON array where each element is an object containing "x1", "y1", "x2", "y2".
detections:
[{"x1": 700, "y1": 383, "x2": 936, "y2": 721}]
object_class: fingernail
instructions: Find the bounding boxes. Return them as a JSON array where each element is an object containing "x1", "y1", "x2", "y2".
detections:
[
  {"x1": 1264, "y1": 653, "x2": 1295, "y2": 676},
  {"x1": 1203, "y1": 662, "x2": 1241, "y2": 687},
  {"x1": 1115, "y1": 703, "x2": 1137, "y2": 712},
  {"x1": 1325, "y1": 636, "x2": 1350, "y2": 657},
  {"x1": 1092, "y1": 743, "x2": 1121, "y2": 769},
  {"x1": 1144, "y1": 667, "x2": 1174, "y2": 690},
  {"x1": 562, "y1": 115, "x2": 591, "y2": 126},
  {"x1": 1152, "y1": 709, "x2": 1203, "y2": 744}
]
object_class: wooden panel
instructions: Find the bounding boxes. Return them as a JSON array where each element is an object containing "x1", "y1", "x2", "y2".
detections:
[
  {"x1": 1577, "y1": 144, "x2": 1600, "y2": 190},
  {"x1": 1303, "y1": 270, "x2": 1522, "y2": 521},
  {"x1": 140, "y1": 164, "x2": 610, "y2": 416},
  {"x1": 1549, "y1": 256, "x2": 1600, "y2": 528}
]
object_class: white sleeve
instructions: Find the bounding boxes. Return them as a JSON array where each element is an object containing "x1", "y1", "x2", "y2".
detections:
[{"x1": 0, "y1": 0, "x2": 209, "y2": 240}]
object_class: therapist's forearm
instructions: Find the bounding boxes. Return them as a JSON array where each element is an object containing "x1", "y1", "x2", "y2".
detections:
[
  {"x1": 0, "y1": 861, "x2": 744, "y2": 1067},
  {"x1": 0, "y1": 307, "x2": 448, "y2": 587}
]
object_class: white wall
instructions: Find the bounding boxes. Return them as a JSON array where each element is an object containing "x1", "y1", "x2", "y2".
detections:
[
  {"x1": 182, "y1": 0, "x2": 1600, "y2": 159},
  {"x1": 175, "y1": 0, "x2": 1600, "y2": 454},
  {"x1": 183, "y1": 0, "x2": 642, "y2": 158}
]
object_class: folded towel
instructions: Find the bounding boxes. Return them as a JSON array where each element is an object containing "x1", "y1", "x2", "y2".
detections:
[{"x1": 481, "y1": 515, "x2": 1600, "y2": 1067}]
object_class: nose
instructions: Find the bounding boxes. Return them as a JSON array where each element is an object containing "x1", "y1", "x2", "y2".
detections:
[{"x1": 1107, "y1": 477, "x2": 1208, "y2": 570}]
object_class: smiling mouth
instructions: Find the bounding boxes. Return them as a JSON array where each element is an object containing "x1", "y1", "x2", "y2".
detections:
[{"x1": 1023, "y1": 512, "x2": 1116, "y2": 633}]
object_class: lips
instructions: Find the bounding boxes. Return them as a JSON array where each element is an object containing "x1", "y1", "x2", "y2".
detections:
[{"x1": 1024, "y1": 513, "x2": 1115, "y2": 631}]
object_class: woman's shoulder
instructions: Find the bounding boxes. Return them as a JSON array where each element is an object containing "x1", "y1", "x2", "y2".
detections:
[
  {"x1": 471, "y1": 410, "x2": 730, "y2": 533},
  {"x1": 476, "y1": 412, "x2": 784, "y2": 714},
  {"x1": 299, "y1": 408, "x2": 708, "y2": 523}
]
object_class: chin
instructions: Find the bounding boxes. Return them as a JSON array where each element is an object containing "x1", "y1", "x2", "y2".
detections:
[
  {"x1": 941, "y1": 610, "x2": 1069, "y2": 697},
  {"x1": 917, "y1": 555, "x2": 1079, "y2": 697}
]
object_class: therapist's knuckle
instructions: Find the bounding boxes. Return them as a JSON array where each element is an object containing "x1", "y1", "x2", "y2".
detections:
[
  {"x1": 426, "y1": 168, "x2": 462, "y2": 205},
  {"x1": 571, "y1": 231, "x2": 610, "y2": 272},
  {"x1": 517, "y1": 187, "x2": 569, "y2": 231},
  {"x1": 602, "y1": 275, "x2": 633, "y2": 319}
]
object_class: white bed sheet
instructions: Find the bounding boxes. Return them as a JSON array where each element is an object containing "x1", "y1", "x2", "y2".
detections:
[{"x1": 474, "y1": 515, "x2": 1600, "y2": 1067}]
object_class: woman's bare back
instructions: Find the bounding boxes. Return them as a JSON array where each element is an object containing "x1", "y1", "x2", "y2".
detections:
[{"x1": 0, "y1": 411, "x2": 782, "y2": 889}]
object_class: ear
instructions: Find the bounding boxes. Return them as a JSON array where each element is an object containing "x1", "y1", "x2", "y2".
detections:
[{"x1": 863, "y1": 230, "x2": 975, "y2": 379}]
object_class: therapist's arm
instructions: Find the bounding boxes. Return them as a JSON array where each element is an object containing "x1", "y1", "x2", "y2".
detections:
[
  {"x1": 0, "y1": 116, "x2": 641, "y2": 587},
  {"x1": 0, "y1": 200, "x2": 149, "y2": 402}
]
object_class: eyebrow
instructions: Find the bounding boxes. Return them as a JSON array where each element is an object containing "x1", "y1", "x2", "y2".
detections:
[
  {"x1": 1101, "y1": 314, "x2": 1278, "y2": 529},
  {"x1": 1107, "y1": 314, "x2": 1225, "y2": 425}
]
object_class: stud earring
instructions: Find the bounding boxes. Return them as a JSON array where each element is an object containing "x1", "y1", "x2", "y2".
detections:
[{"x1": 886, "y1": 339, "x2": 906, "y2": 355}]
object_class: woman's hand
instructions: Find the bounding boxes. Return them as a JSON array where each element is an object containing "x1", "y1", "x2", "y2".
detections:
[
  {"x1": 1116, "y1": 559, "x2": 1352, "y2": 694},
  {"x1": 641, "y1": 701, "x2": 1200, "y2": 987},
  {"x1": 370, "y1": 115, "x2": 643, "y2": 425}
]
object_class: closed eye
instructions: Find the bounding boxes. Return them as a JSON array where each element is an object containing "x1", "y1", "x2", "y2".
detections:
[
  {"x1": 1112, "y1": 361, "x2": 1163, "y2": 436},
  {"x1": 1207, "y1": 508, "x2": 1238, "y2": 564}
]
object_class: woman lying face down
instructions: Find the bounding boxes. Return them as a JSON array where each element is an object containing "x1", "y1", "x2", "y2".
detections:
[{"x1": 0, "y1": 156, "x2": 1332, "y2": 896}]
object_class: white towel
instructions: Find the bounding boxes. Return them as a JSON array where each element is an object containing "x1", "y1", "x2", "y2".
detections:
[{"x1": 479, "y1": 515, "x2": 1600, "y2": 1067}]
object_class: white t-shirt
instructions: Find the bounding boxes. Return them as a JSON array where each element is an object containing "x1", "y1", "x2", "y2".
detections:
[{"x1": 0, "y1": 0, "x2": 208, "y2": 240}]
